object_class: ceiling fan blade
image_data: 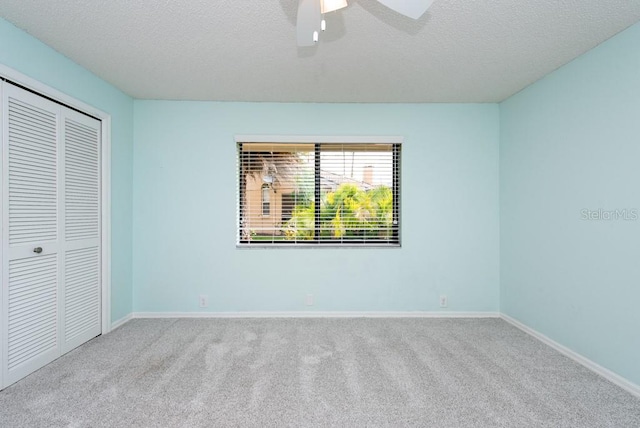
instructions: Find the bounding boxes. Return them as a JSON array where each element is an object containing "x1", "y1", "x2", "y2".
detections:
[
  {"x1": 297, "y1": 0, "x2": 322, "y2": 46},
  {"x1": 376, "y1": 0, "x2": 435, "y2": 19}
]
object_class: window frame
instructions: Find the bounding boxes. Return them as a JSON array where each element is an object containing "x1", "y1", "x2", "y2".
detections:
[
  {"x1": 261, "y1": 184, "x2": 271, "y2": 217},
  {"x1": 236, "y1": 135, "x2": 403, "y2": 248}
]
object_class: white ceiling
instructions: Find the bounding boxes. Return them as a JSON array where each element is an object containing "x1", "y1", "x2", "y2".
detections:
[{"x1": 1, "y1": 1, "x2": 639, "y2": 103}]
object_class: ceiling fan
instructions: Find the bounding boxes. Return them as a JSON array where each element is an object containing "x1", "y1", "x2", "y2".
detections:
[{"x1": 296, "y1": 0, "x2": 435, "y2": 46}]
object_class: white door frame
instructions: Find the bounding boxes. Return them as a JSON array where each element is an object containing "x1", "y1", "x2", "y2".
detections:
[{"x1": 0, "y1": 64, "x2": 112, "y2": 388}]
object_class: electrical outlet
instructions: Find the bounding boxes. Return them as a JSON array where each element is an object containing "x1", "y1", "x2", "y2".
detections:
[
  {"x1": 199, "y1": 294, "x2": 209, "y2": 308},
  {"x1": 439, "y1": 295, "x2": 448, "y2": 308},
  {"x1": 306, "y1": 294, "x2": 314, "y2": 306}
]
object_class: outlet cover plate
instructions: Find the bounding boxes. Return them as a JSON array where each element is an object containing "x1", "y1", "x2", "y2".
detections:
[
  {"x1": 439, "y1": 295, "x2": 448, "y2": 308},
  {"x1": 199, "y1": 294, "x2": 209, "y2": 308}
]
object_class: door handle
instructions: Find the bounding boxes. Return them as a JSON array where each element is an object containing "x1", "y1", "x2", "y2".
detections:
[{"x1": 33, "y1": 247, "x2": 43, "y2": 254}]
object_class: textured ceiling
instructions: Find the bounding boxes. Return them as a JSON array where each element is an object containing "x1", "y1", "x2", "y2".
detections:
[{"x1": 1, "y1": 1, "x2": 640, "y2": 103}]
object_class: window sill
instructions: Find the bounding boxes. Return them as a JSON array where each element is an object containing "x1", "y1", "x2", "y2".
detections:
[{"x1": 236, "y1": 243, "x2": 401, "y2": 249}]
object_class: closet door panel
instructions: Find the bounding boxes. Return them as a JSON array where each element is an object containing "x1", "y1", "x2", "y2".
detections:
[
  {"x1": 7, "y1": 255, "x2": 58, "y2": 376},
  {"x1": 64, "y1": 116, "x2": 99, "y2": 241},
  {"x1": 2, "y1": 85, "x2": 60, "y2": 386},
  {"x1": 61, "y1": 111, "x2": 101, "y2": 353},
  {"x1": 8, "y1": 97, "x2": 58, "y2": 246}
]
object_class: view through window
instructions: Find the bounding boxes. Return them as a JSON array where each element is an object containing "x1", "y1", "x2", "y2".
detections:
[{"x1": 237, "y1": 141, "x2": 401, "y2": 246}]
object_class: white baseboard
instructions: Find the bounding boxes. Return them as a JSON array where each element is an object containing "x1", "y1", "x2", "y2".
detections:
[
  {"x1": 132, "y1": 311, "x2": 500, "y2": 319},
  {"x1": 110, "y1": 313, "x2": 133, "y2": 331},
  {"x1": 501, "y1": 314, "x2": 640, "y2": 399}
]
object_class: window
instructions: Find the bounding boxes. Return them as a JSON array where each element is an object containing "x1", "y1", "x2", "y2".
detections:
[
  {"x1": 261, "y1": 184, "x2": 271, "y2": 216},
  {"x1": 237, "y1": 139, "x2": 401, "y2": 246}
]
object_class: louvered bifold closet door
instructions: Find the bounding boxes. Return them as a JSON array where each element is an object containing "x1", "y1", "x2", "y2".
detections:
[
  {"x1": 2, "y1": 83, "x2": 61, "y2": 386},
  {"x1": 1, "y1": 83, "x2": 102, "y2": 389},
  {"x1": 60, "y1": 110, "x2": 101, "y2": 354}
]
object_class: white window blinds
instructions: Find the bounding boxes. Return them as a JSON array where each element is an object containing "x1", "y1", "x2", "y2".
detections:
[{"x1": 237, "y1": 142, "x2": 401, "y2": 246}]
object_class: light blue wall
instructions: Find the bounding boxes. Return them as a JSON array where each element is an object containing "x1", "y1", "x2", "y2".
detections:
[
  {"x1": 0, "y1": 18, "x2": 134, "y2": 322},
  {"x1": 500, "y1": 22, "x2": 640, "y2": 386},
  {"x1": 133, "y1": 101, "x2": 500, "y2": 313}
]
